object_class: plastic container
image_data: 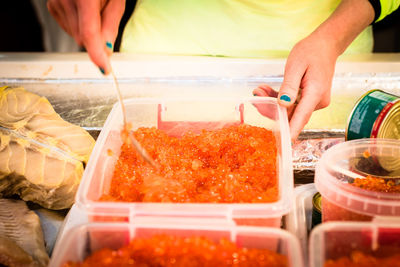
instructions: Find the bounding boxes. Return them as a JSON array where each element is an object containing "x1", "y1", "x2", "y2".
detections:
[
  {"x1": 309, "y1": 219, "x2": 400, "y2": 267},
  {"x1": 76, "y1": 96, "x2": 293, "y2": 226},
  {"x1": 285, "y1": 183, "x2": 317, "y2": 263},
  {"x1": 315, "y1": 139, "x2": 400, "y2": 222},
  {"x1": 49, "y1": 218, "x2": 304, "y2": 267}
]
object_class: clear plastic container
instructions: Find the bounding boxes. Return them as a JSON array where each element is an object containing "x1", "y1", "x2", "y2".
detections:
[
  {"x1": 49, "y1": 218, "x2": 304, "y2": 267},
  {"x1": 315, "y1": 139, "x2": 400, "y2": 222},
  {"x1": 309, "y1": 219, "x2": 400, "y2": 267},
  {"x1": 286, "y1": 183, "x2": 317, "y2": 263},
  {"x1": 76, "y1": 96, "x2": 293, "y2": 226}
]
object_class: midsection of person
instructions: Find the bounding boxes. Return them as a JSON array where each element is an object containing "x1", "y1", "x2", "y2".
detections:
[{"x1": 121, "y1": 0, "x2": 373, "y2": 57}]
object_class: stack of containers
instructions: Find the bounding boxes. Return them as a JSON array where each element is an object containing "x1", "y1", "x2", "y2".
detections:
[
  {"x1": 50, "y1": 96, "x2": 302, "y2": 266},
  {"x1": 312, "y1": 138, "x2": 400, "y2": 265}
]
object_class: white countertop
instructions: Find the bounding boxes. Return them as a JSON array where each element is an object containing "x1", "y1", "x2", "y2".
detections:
[{"x1": 1, "y1": 52, "x2": 400, "y2": 79}]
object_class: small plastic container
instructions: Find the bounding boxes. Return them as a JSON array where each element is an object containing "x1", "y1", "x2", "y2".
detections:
[
  {"x1": 76, "y1": 96, "x2": 293, "y2": 226},
  {"x1": 49, "y1": 218, "x2": 304, "y2": 267},
  {"x1": 309, "y1": 219, "x2": 400, "y2": 267},
  {"x1": 315, "y1": 139, "x2": 400, "y2": 222}
]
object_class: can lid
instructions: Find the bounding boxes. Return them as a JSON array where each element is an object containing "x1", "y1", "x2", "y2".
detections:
[
  {"x1": 377, "y1": 101, "x2": 400, "y2": 172},
  {"x1": 315, "y1": 139, "x2": 400, "y2": 217},
  {"x1": 312, "y1": 192, "x2": 321, "y2": 213}
]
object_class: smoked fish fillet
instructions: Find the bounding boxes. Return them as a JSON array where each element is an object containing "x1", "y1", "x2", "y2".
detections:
[
  {"x1": 0, "y1": 87, "x2": 95, "y2": 209},
  {"x1": 0, "y1": 198, "x2": 48, "y2": 267}
]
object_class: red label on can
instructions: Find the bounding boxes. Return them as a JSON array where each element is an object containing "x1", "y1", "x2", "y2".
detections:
[{"x1": 371, "y1": 101, "x2": 395, "y2": 138}]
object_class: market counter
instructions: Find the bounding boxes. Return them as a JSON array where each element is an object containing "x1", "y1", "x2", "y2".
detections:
[
  {"x1": 1, "y1": 52, "x2": 400, "y2": 262},
  {"x1": 1, "y1": 52, "x2": 400, "y2": 182}
]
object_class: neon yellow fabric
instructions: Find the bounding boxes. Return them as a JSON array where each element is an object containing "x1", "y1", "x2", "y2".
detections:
[
  {"x1": 377, "y1": 0, "x2": 400, "y2": 21},
  {"x1": 121, "y1": 0, "x2": 373, "y2": 57}
]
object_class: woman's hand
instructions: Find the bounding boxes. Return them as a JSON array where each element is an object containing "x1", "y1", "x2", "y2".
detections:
[
  {"x1": 254, "y1": 0, "x2": 375, "y2": 141},
  {"x1": 47, "y1": 0, "x2": 125, "y2": 74},
  {"x1": 254, "y1": 34, "x2": 338, "y2": 141}
]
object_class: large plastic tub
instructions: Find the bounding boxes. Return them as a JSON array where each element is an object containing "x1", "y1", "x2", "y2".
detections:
[
  {"x1": 49, "y1": 218, "x2": 304, "y2": 267},
  {"x1": 310, "y1": 220, "x2": 400, "y2": 267},
  {"x1": 76, "y1": 96, "x2": 293, "y2": 226},
  {"x1": 315, "y1": 139, "x2": 400, "y2": 222}
]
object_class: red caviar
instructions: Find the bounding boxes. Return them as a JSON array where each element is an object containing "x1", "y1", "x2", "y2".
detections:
[
  {"x1": 322, "y1": 176, "x2": 400, "y2": 222},
  {"x1": 101, "y1": 124, "x2": 278, "y2": 203},
  {"x1": 62, "y1": 235, "x2": 288, "y2": 267},
  {"x1": 324, "y1": 250, "x2": 400, "y2": 267},
  {"x1": 351, "y1": 176, "x2": 400, "y2": 193}
]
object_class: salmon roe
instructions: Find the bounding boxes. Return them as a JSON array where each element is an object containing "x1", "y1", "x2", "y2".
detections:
[
  {"x1": 100, "y1": 124, "x2": 278, "y2": 203},
  {"x1": 62, "y1": 235, "x2": 288, "y2": 267},
  {"x1": 324, "y1": 251, "x2": 400, "y2": 267},
  {"x1": 351, "y1": 176, "x2": 400, "y2": 193}
]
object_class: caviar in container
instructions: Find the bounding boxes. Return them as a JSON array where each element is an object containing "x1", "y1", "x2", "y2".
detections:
[
  {"x1": 49, "y1": 219, "x2": 304, "y2": 267},
  {"x1": 315, "y1": 139, "x2": 400, "y2": 222},
  {"x1": 76, "y1": 97, "x2": 293, "y2": 226},
  {"x1": 309, "y1": 220, "x2": 400, "y2": 267}
]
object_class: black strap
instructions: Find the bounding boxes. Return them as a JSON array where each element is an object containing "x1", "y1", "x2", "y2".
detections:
[{"x1": 368, "y1": 0, "x2": 382, "y2": 23}]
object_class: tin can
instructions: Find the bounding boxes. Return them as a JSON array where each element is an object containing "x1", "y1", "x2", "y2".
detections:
[
  {"x1": 346, "y1": 89, "x2": 400, "y2": 172},
  {"x1": 311, "y1": 192, "x2": 322, "y2": 229},
  {"x1": 346, "y1": 89, "x2": 400, "y2": 140}
]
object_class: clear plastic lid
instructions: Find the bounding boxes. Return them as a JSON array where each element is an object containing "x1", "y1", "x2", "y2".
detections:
[{"x1": 315, "y1": 139, "x2": 400, "y2": 217}]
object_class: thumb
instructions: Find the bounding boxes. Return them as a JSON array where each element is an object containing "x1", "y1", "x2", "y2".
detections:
[
  {"x1": 278, "y1": 61, "x2": 306, "y2": 108},
  {"x1": 101, "y1": 0, "x2": 126, "y2": 56}
]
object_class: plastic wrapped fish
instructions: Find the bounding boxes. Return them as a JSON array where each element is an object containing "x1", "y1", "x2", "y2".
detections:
[
  {"x1": 0, "y1": 198, "x2": 48, "y2": 267},
  {"x1": 0, "y1": 87, "x2": 95, "y2": 209}
]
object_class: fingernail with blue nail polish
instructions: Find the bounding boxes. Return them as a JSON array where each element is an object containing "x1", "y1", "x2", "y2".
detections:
[
  {"x1": 99, "y1": 67, "x2": 105, "y2": 74},
  {"x1": 106, "y1": 41, "x2": 113, "y2": 50},
  {"x1": 280, "y1": 94, "x2": 291, "y2": 102}
]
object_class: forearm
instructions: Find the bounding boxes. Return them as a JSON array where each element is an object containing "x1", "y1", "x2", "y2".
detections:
[{"x1": 311, "y1": 0, "x2": 375, "y2": 56}]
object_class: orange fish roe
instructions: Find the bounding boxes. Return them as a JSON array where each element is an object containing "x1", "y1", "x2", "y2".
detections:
[
  {"x1": 100, "y1": 124, "x2": 278, "y2": 203},
  {"x1": 324, "y1": 251, "x2": 400, "y2": 267},
  {"x1": 362, "y1": 150, "x2": 371, "y2": 159},
  {"x1": 321, "y1": 197, "x2": 372, "y2": 222},
  {"x1": 351, "y1": 176, "x2": 400, "y2": 193},
  {"x1": 62, "y1": 235, "x2": 288, "y2": 267}
]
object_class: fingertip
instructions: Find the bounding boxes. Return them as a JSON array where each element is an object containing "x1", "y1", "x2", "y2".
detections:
[
  {"x1": 290, "y1": 130, "x2": 300, "y2": 144},
  {"x1": 253, "y1": 88, "x2": 266, "y2": 96},
  {"x1": 106, "y1": 41, "x2": 113, "y2": 50},
  {"x1": 98, "y1": 57, "x2": 112, "y2": 75},
  {"x1": 278, "y1": 94, "x2": 294, "y2": 107},
  {"x1": 279, "y1": 94, "x2": 292, "y2": 102},
  {"x1": 85, "y1": 41, "x2": 111, "y2": 75},
  {"x1": 99, "y1": 67, "x2": 105, "y2": 75}
]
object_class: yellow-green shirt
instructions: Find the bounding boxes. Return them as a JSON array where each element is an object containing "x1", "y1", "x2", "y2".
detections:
[{"x1": 120, "y1": 0, "x2": 398, "y2": 57}]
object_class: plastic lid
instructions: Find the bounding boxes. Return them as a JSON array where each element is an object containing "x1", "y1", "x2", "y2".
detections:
[{"x1": 315, "y1": 139, "x2": 400, "y2": 217}]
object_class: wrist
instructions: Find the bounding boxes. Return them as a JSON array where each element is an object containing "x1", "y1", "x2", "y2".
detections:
[{"x1": 310, "y1": 0, "x2": 375, "y2": 56}]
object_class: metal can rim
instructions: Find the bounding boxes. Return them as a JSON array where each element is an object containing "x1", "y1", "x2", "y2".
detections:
[
  {"x1": 377, "y1": 100, "x2": 400, "y2": 139},
  {"x1": 312, "y1": 192, "x2": 322, "y2": 213}
]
